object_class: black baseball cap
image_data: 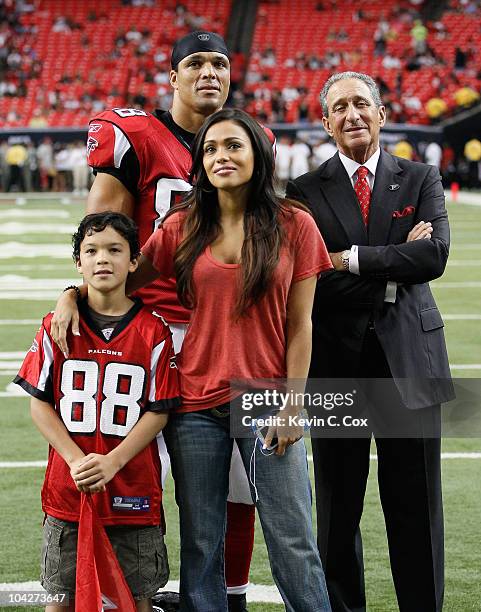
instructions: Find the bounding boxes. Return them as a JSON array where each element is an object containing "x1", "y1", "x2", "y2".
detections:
[{"x1": 171, "y1": 31, "x2": 229, "y2": 69}]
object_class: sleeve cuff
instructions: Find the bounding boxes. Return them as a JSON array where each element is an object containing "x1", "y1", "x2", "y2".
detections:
[
  {"x1": 384, "y1": 281, "x2": 397, "y2": 303},
  {"x1": 147, "y1": 396, "x2": 182, "y2": 414},
  {"x1": 349, "y1": 245, "x2": 360, "y2": 275}
]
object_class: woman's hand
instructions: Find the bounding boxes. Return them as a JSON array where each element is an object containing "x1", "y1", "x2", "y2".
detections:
[
  {"x1": 51, "y1": 288, "x2": 81, "y2": 358},
  {"x1": 264, "y1": 408, "x2": 304, "y2": 457}
]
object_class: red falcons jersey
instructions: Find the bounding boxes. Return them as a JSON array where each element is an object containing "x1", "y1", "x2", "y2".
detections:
[
  {"x1": 87, "y1": 108, "x2": 276, "y2": 324},
  {"x1": 14, "y1": 300, "x2": 180, "y2": 527},
  {"x1": 87, "y1": 109, "x2": 193, "y2": 323}
]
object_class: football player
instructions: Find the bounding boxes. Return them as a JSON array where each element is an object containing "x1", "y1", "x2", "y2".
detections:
[
  {"x1": 52, "y1": 32, "x2": 268, "y2": 612},
  {"x1": 15, "y1": 212, "x2": 180, "y2": 612}
]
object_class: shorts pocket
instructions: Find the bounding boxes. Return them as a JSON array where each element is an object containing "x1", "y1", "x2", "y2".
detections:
[
  {"x1": 139, "y1": 528, "x2": 169, "y2": 585},
  {"x1": 41, "y1": 517, "x2": 62, "y2": 580}
]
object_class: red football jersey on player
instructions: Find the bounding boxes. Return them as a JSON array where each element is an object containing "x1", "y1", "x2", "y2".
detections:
[
  {"x1": 87, "y1": 108, "x2": 276, "y2": 324},
  {"x1": 87, "y1": 108, "x2": 193, "y2": 323},
  {"x1": 14, "y1": 300, "x2": 180, "y2": 527}
]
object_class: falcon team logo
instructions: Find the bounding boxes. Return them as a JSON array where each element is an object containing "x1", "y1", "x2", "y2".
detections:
[
  {"x1": 89, "y1": 123, "x2": 103, "y2": 133},
  {"x1": 87, "y1": 136, "x2": 99, "y2": 157},
  {"x1": 29, "y1": 338, "x2": 39, "y2": 353}
]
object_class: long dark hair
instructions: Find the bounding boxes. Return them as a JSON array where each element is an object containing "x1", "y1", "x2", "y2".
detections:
[{"x1": 166, "y1": 108, "x2": 304, "y2": 316}]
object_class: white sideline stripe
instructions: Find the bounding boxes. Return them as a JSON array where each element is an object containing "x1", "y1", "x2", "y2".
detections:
[
  {"x1": 443, "y1": 315, "x2": 481, "y2": 320},
  {"x1": 0, "y1": 209, "x2": 70, "y2": 218},
  {"x1": 0, "y1": 264, "x2": 73, "y2": 272},
  {"x1": 0, "y1": 292, "x2": 65, "y2": 300},
  {"x1": 0, "y1": 320, "x2": 39, "y2": 325},
  {"x1": 0, "y1": 461, "x2": 47, "y2": 468},
  {"x1": 0, "y1": 315, "x2": 480, "y2": 325},
  {"x1": 1, "y1": 453, "x2": 480, "y2": 469},
  {"x1": 0, "y1": 276, "x2": 77, "y2": 288},
  {"x1": 447, "y1": 260, "x2": 481, "y2": 266},
  {"x1": 0, "y1": 222, "x2": 77, "y2": 235},
  {"x1": 0, "y1": 242, "x2": 72, "y2": 259},
  {"x1": 451, "y1": 244, "x2": 481, "y2": 250},
  {"x1": 434, "y1": 281, "x2": 481, "y2": 289},
  {"x1": 0, "y1": 581, "x2": 284, "y2": 603},
  {"x1": 450, "y1": 364, "x2": 481, "y2": 369}
]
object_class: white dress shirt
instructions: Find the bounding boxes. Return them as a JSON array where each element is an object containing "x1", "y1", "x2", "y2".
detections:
[{"x1": 338, "y1": 148, "x2": 397, "y2": 303}]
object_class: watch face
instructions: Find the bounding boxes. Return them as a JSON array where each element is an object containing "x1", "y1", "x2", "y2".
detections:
[{"x1": 342, "y1": 250, "x2": 350, "y2": 261}]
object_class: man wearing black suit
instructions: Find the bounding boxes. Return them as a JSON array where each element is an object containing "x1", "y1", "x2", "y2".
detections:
[{"x1": 286, "y1": 72, "x2": 454, "y2": 612}]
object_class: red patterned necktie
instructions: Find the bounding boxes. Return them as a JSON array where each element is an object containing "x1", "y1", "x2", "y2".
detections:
[{"x1": 354, "y1": 166, "x2": 371, "y2": 225}]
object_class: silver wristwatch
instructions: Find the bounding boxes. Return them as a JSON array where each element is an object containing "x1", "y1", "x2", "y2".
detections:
[{"x1": 341, "y1": 250, "x2": 351, "y2": 271}]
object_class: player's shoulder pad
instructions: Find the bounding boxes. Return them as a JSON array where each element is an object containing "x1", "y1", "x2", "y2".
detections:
[{"x1": 89, "y1": 108, "x2": 154, "y2": 135}]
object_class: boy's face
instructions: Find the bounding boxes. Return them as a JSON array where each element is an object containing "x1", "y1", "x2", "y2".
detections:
[{"x1": 76, "y1": 226, "x2": 137, "y2": 293}]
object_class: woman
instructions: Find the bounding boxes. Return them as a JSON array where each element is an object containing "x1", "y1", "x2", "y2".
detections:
[
  {"x1": 136, "y1": 109, "x2": 332, "y2": 611},
  {"x1": 53, "y1": 108, "x2": 332, "y2": 611}
]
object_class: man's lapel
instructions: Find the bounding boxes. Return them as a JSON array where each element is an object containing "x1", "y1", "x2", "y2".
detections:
[
  {"x1": 368, "y1": 150, "x2": 405, "y2": 245},
  {"x1": 320, "y1": 153, "x2": 367, "y2": 245}
]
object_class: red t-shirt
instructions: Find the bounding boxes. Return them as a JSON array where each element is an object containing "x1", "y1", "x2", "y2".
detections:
[
  {"x1": 142, "y1": 208, "x2": 332, "y2": 411},
  {"x1": 14, "y1": 301, "x2": 180, "y2": 526}
]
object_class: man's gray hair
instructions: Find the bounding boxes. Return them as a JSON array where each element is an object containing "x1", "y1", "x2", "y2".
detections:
[{"x1": 320, "y1": 72, "x2": 382, "y2": 117}]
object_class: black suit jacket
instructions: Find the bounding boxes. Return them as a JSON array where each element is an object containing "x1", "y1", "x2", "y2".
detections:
[{"x1": 286, "y1": 149, "x2": 454, "y2": 409}]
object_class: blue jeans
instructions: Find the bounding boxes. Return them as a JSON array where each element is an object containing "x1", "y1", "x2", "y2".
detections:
[{"x1": 164, "y1": 407, "x2": 331, "y2": 612}]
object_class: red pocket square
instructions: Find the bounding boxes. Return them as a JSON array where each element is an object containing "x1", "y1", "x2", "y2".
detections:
[{"x1": 393, "y1": 206, "x2": 415, "y2": 218}]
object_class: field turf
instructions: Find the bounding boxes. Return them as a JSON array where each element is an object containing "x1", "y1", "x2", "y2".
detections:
[{"x1": 0, "y1": 195, "x2": 479, "y2": 610}]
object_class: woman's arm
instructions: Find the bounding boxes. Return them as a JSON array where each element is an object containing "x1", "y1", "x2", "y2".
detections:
[
  {"x1": 50, "y1": 255, "x2": 160, "y2": 357},
  {"x1": 265, "y1": 275, "x2": 317, "y2": 456},
  {"x1": 125, "y1": 254, "x2": 160, "y2": 295}
]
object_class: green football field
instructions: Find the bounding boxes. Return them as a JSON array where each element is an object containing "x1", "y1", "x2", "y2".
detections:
[{"x1": 0, "y1": 194, "x2": 480, "y2": 611}]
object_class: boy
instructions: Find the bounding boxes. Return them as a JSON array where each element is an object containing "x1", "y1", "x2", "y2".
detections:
[{"x1": 14, "y1": 212, "x2": 180, "y2": 612}]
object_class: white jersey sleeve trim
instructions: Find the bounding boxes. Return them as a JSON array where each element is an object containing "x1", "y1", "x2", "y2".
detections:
[
  {"x1": 149, "y1": 340, "x2": 165, "y2": 402},
  {"x1": 38, "y1": 329, "x2": 53, "y2": 392},
  {"x1": 113, "y1": 125, "x2": 132, "y2": 169}
]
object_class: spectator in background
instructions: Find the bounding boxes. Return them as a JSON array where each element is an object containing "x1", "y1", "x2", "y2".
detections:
[
  {"x1": 6, "y1": 140, "x2": 27, "y2": 191},
  {"x1": 37, "y1": 137, "x2": 55, "y2": 191},
  {"x1": 312, "y1": 134, "x2": 337, "y2": 166},
  {"x1": 426, "y1": 97, "x2": 448, "y2": 122},
  {"x1": 24, "y1": 141, "x2": 40, "y2": 191},
  {"x1": 70, "y1": 141, "x2": 90, "y2": 195},
  {"x1": 393, "y1": 139, "x2": 415, "y2": 160},
  {"x1": 275, "y1": 134, "x2": 292, "y2": 191},
  {"x1": 290, "y1": 137, "x2": 311, "y2": 178},
  {"x1": 424, "y1": 141, "x2": 443, "y2": 168},
  {"x1": 411, "y1": 19, "x2": 428, "y2": 53},
  {"x1": 54, "y1": 143, "x2": 72, "y2": 192},
  {"x1": 464, "y1": 138, "x2": 481, "y2": 189}
]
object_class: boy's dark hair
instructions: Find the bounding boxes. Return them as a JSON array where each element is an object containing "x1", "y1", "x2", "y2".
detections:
[{"x1": 72, "y1": 212, "x2": 140, "y2": 261}]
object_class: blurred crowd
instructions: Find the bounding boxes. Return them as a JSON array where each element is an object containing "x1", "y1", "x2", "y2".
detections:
[
  {"x1": 240, "y1": 0, "x2": 481, "y2": 125},
  {"x1": 0, "y1": 137, "x2": 91, "y2": 193},
  {"x1": 1, "y1": 135, "x2": 480, "y2": 194},
  {"x1": 1, "y1": 0, "x2": 480, "y2": 127},
  {"x1": 274, "y1": 135, "x2": 481, "y2": 191}
]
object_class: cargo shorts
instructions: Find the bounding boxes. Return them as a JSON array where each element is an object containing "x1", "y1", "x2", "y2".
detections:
[{"x1": 40, "y1": 515, "x2": 169, "y2": 601}]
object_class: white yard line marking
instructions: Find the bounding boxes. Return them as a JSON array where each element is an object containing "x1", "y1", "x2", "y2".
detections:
[
  {"x1": 0, "y1": 222, "x2": 77, "y2": 235},
  {"x1": 450, "y1": 364, "x2": 481, "y2": 369},
  {"x1": 1, "y1": 454, "x2": 480, "y2": 469},
  {"x1": 450, "y1": 244, "x2": 481, "y2": 250},
  {"x1": 446, "y1": 261, "x2": 481, "y2": 266},
  {"x1": 0, "y1": 209, "x2": 70, "y2": 218},
  {"x1": 443, "y1": 315, "x2": 481, "y2": 320},
  {"x1": 0, "y1": 276, "x2": 76, "y2": 288},
  {"x1": 0, "y1": 264, "x2": 73, "y2": 272},
  {"x1": 0, "y1": 581, "x2": 283, "y2": 603},
  {"x1": 0, "y1": 461, "x2": 47, "y2": 468},
  {"x1": 432, "y1": 282, "x2": 481, "y2": 288},
  {"x1": 0, "y1": 320, "x2": 39, "y2": 325},
  {"x1": 0, "y1": 315, "x2": 479, "y2": 325},
  {"x1": 0, "y1": 242, "x2": 72, "y2": 259}
]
